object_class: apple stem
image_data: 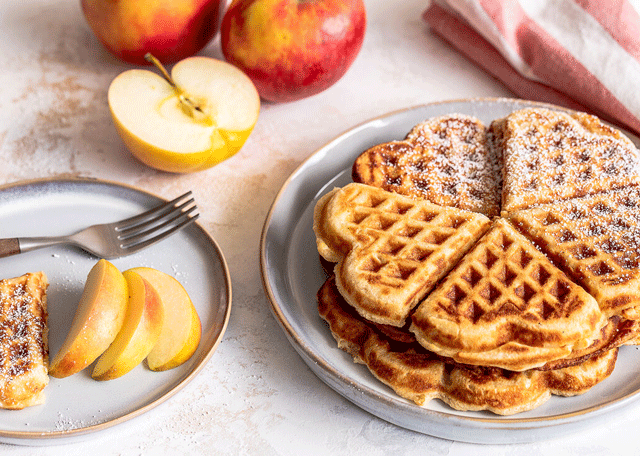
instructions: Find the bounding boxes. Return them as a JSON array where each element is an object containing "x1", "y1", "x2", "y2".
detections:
[
  {"x1": 144, "y1": 53, "x2": 176, "y2": 87},
  {"x1": 144, "y1": 53, "x2": 207, "y2": 120}
]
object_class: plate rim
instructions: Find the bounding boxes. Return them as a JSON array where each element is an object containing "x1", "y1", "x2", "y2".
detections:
[
  {"x1": 0, "y1": 176, "x2": 232, "y2": 443},
  {"x1": 259, "y1": 97, "x2": 640, "y2": 441}
]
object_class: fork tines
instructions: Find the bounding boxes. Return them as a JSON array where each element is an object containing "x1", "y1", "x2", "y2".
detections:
[{"x1": 117, "y1": 191, "x2": 199, "y2": 252}]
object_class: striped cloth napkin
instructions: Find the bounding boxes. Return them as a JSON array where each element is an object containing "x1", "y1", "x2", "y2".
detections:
[{"x1": 424, "y1": 0, "x2": 640, "y2": 136}]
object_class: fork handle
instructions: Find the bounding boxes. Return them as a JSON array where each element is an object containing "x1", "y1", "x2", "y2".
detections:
[
  {"x1": 0, "y1": 238, "x2": 20, "y2": 258},
  {"x1": 0, "y1": 237, "x2": 70, "y2": 258}
]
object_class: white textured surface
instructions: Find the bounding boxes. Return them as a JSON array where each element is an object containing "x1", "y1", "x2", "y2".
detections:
[{"x1": 1, "y1": 0, "x2": 637, "y2": 454}]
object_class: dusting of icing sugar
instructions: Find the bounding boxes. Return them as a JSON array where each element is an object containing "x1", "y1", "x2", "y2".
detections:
[
  {"x1": 516, "y1": 185, "x2": 640, "y2": 290},
  {"x1": 499, "y1": 108, "x2": 640, "y2": 211},
  {"x1": 0, "y1": 273, "x2": 48, "y2": 407},
  {"x1": 53, "y1": 410, "x2": 102, "y2": 432},
  {"x1": 354, "y1": 113, "x2": 502, "y2": 217}
]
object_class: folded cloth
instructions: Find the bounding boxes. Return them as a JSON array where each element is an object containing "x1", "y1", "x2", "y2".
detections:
[{"x1": 424, "y1": 0, "x2": 640, "y2": 136}]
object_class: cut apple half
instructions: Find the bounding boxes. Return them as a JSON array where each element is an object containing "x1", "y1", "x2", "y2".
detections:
[
  {"x1": 129, "y1": 267, "x2": 201, "y2": 371},
  {"x1": 92, "y1": 270, "x2": 164, "y2": 380},
  {"x1": 108, "y1": 56, "x2": 260, "y2": 173},
  {"x1": 49, "y1": 259, "x2": 128, "y2": 378}
]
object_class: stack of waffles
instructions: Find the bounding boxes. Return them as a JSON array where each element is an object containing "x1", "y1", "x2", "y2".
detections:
[{"x1": 313, "y1": 108, "x2": 640, "y2": 415}]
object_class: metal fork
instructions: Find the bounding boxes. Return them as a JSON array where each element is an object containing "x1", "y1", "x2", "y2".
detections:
[{"x1": 0, "y1": 191, "x2": 199, "y2": 260}]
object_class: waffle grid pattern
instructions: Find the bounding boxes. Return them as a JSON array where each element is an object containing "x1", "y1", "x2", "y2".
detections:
[
  {"x1": 0, "y1": 272, "x2": 48, "y2": 409},
  {"x1": 315, "y1": 183, "x2": 491, "y2": 327},
  {"x1": 344, "y1": 190, "x2": 477, "y2": 285},
  {"x1": 496, "y1": 109, "x2": 640, "y2": 212},
  {"x1": 508, "y1": 187, "x2": 640, "y2": 319},
  {"x1": 352, "y1": 115, "x2": 501, "y2": 217},
  {"x1": 410, "y1": 219, "x2": 604, "y2": 370}
]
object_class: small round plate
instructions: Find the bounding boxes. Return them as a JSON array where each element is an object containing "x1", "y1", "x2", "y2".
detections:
[
  {"x1": 260, "y1": 98, "x2": 640, "y2": 444},
  {"x1": 0, "y1": 177, "x2": 231, "y2": 445}
]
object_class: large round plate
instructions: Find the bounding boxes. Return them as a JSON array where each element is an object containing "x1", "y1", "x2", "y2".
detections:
[
  {"x1": 0, "y1": 178, "x2": 231, "y2": 445},
  {"x1": 260, "y1": 98, "x2": 640, "y2": 444}
]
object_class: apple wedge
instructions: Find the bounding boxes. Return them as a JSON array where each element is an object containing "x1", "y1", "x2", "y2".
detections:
[
  {"x1": 108, "y1": 55, "x2": 260, "y2": 173},
  {"x1": 92, "y1": 270, "x2": 164, "y2": 380},
  {"x1": 129, "y1": 267, "x2": 201, "y2": 371},
  {"x1": 49, "y1": 260, "x2": 128, "y2": 378}
]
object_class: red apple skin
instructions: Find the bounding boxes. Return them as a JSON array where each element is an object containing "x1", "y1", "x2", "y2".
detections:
[
  {"x1": 81, "y1": 0, "x2": 222, "y2": 65},
  {"x1": 220, "y1": 0, "x2": 366, "y2": 103}
]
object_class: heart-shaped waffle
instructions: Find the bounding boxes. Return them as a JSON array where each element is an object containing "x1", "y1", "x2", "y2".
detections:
[
  {"x1": 313, "y1": 183, "x2": 491, "y2": 326},
  {"x1": 318, "y1": 276, "x2": 618, "y2": 415},
  {"x1": 508, "y1": 186, "x2": 640, "y2": 321},
  {"x1": 352, "y1": 114, "x2": 501, "y2": 217},
  {"x1": 493, "y1": 107, "x2": 640, "y2": 212},
  {"x1": 410, "y1": 219, "x2": 608, "y2": 371}
]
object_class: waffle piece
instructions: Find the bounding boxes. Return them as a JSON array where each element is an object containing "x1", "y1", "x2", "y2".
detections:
[
  {"x1": 541, "y1": 315, "x2": 638, "y2": 370},
  {"x1": 313, "y1": 183, "x2": 491, "y2": 326},
  {"x1": 410, "y1": 219, "x2": 607, "y2": 371},
  {"x1": 625, "y1": 333, "x2": 640, "y2": 345},
  {"x1": 508, "y1": 186, "x2": 640, "y2": 321},
  {"x1": 0, "y1": 272, "x2": 49, "y2": 409},
  {"x1": 493, "y1": 107, "x2": 640, "y2": 212},
  {"x1": 318, "y1": 276, "x2": 618, "y2": 415},
  {"x1": 352, "y1": 114, "x2": 501, "y2": 217}
]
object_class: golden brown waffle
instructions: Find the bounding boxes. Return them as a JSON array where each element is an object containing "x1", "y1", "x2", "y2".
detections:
[
  {"x1": 410, "y1": 219, "x2": 607, "y2": 371},
  {"x1": 0, "y1": 272, "x2": 49, "y2": 409},
  {"x1": 313, "y1": 183, "x2": 491, "y2": 326},
  {"x1": 508, "y1": 186, "x2": 640, "y2": 321},
  {"x1": 626, "y1": 333, "x2": 640, "y2": 345},
  {"x1": 493, "y1": 107, "x2": 640, "y2": 212},
  {"x1": 352, "y1": 114, "x2": 501, "y2": 217},
  {"x1": 318, "y1": 276, "x2": 618, "y2": 415},
  {"x1": 541, "y1": 315, "x2": 638, "y2": 370}
]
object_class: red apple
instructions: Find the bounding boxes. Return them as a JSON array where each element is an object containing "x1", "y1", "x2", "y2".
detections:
[
  {"x1": 220, "y1": 0, "x2": 366, "y2": 103},
  {"x1": 81, "y1": 0, "x2": 223, "y2": 65}
]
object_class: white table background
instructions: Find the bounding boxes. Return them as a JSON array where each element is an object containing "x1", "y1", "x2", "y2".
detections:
[{"x1": 1, "y1": 0, "x2": 639, "y2": 454}]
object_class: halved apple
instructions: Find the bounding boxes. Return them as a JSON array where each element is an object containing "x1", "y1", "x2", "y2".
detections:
[
  {"x1": 108, "y1": 55, "x2": 260, "y2": 173},
  {"x1": 92, "y1": 270, "x2": 164, "y2": 380},
  {"x1": 49, "y1": 260, "x2": 128, "y2": 378},
  {"x1": 129, "y1": 267, "x2": 201, "y2": 371}
]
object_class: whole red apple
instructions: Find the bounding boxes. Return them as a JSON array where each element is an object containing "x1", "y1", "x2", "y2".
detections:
[
  {"x1": 81, "y1": 0, "x2": 222, "y2": 65},
  {"x1": 220, "y1": 0, "x2": 366, "y2": 103}
]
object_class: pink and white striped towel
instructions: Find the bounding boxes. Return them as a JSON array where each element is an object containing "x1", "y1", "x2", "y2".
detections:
[{"x1": 424, "y1": 0, "x2": 640, "y2": 136}]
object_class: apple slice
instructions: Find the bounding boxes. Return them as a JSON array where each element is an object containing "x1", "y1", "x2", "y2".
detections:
[
  {"x1": 108, "y1": 55, "x2": 260, "y2": 173},
  {"x1": 49, "y1": 260, "x2": 128, "y2": 378},
  {"x1": 129, "y1": 267, "x2": 201, "y2": 371},
  {"x1": 92, "y1": 270, "x2": 164, "y2": 380}
]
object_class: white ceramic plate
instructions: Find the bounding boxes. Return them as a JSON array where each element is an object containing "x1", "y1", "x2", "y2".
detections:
[
  {"x1": 0, "y1": 178, "x2": 231, "y2": 445},
  {"x1": 260, "y1": 98, "x2": 640, "y2": 444}
]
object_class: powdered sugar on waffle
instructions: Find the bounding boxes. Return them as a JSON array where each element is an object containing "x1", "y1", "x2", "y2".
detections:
[
  {"x1": 0, "y1": 272, "x2": 49, "y2": 409},
  {"x1": 408, "y1": 115, "x2": 501, "y2": 195},
  {"x1": 496, "y1": 108, "x2": 640, "y2": 212},
  {"x1": 353, "y1": 114, "x2": 502, "y2": 217},
  {"x1": 507, "y1": 186, "x2": 640, "y2": 320}
]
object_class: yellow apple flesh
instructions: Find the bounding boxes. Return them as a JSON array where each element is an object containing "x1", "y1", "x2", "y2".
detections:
[
  {"x1": 49, "y1": 260, "x2": 128, "y2": 378},
  {"x1": 108, "y1": 56, "x2": 260, "y2": 173},
  {"x1": 129, "y1": 267, "x2": 201, "y2": 371},
  {"x1": 92, "y1": 270, "x2": 164, "y2": 380}
]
